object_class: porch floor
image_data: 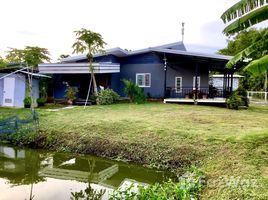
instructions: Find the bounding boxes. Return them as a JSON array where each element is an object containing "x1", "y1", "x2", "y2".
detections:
[{"x1": 163, "y1": 98, "x2": 226, "y2": 104}]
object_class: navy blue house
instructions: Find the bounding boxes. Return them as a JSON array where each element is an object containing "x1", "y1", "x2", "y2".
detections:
[{"x1": 39, "y1": 42, "x2": 234, "y2": 102}]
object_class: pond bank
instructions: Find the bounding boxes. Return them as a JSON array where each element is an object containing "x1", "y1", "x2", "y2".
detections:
[{"x1": 3, "y1": 130, "x2": 198, "y2": 175}]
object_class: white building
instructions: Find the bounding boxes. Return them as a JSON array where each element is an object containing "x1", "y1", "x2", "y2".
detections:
[
  {"x1": 211, "y1": 74, "x2": 244, "y2": 91},
  {"x1": 0, "y1": 67, "x2": 43, "y2": 108}
]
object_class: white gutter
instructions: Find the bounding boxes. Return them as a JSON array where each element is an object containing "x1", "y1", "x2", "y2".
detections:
[
  {"x1": 20, "y1": 70, "x2": 51, "y2": 78},
  {"x1": 0, "y1": 67, "x2": 29, "y2": 80}
]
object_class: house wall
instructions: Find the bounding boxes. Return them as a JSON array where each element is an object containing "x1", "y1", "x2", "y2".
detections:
[
  {"x1": 167, "y1": 64, "x2": 209, "y2": 88},
  {"x1": 51, "y1": 52, "x2": 211, "y2": 99},
  {"x1": 212, "y1": 77, "x2": 240, "y2": 90},
  {"x1": 32, "y1": 78, "x2": 39, "y2": 106},
  {"x1": 111, "y1": 53, "x2": 165, "y2": 98},
  {"x1": 0, "y1": 73, "x2": 39, "y2": 108},
  {"x1": 14, "y1": 75, "x2": 26, "y2": 108},
  {"x1": 111, "y1": 53, "x2": 209, "y2": 98}
]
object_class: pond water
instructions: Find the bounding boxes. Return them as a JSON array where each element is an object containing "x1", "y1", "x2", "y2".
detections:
[{"x1": 0, "y1": 143, "x2": 172, "y2": 200}]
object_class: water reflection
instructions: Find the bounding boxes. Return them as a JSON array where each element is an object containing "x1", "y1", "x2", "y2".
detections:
[{"x1": 0, "y1": 144, "x2": 171, "y2": 200}]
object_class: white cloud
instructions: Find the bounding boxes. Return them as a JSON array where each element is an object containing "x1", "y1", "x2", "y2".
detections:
[{"x1": 0, "y1": 0, "x2": 250, "y2": 61}]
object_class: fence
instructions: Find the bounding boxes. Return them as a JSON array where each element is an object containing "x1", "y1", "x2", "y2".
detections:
[
  {"x1": 247, "y1": 91, "x2": 268, "y2": 104},
  {"x1": 0, "y1": 111, "x2": 39, "y2": 134},
  {"x1": 165, "y1": 87, "x2": 226, "y2": 99}
]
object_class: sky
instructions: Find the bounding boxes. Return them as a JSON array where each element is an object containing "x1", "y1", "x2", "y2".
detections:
[{"x1": 0, "y1": 0, "x2": 265, "y2": 61}]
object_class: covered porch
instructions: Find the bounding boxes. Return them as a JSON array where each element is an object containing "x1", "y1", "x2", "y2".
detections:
[
  {"x1": 153, "y1": 48, "x2": 236, "y2": 105},
  {"x1": 38, "y1": 62, "x2": 120, "y2": 102}
]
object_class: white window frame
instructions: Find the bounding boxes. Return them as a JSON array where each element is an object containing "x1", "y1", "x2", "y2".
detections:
[
  {"x1": 136, "y1": 73, "x2": 151, "y2": 87},
  {"x1": 193, "y1": 76, "x2": 200, "y2": 90},
  {"x1": 175, "y1": 77, "x2": 182, "y2": 93}
]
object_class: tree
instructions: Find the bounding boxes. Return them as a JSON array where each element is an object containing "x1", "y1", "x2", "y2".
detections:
[
  {"x1": 0, "y1": 56, "x2": 7, "y2": 68},
  {"x1": 6, "y1": 46, "x2": 50, "y2": 109},
  {"x1": 221, "y1": 0, "x2": 268, "y2": 92},
  {"x1": 72, "y1": 28, "x2": 106, "y2": 106},
  {"x1": 219, "y1": 28, "x2": 267, "y2": 90},
  {"x1": 218, "y1": 29, "x2": 260, "y2": 56}
]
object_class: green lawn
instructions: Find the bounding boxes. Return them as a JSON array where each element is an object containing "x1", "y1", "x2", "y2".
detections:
[{"x1": 1, "y1": 103, "x2": 267, "y2": 199}]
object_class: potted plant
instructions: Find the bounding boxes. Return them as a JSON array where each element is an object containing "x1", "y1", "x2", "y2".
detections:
[
  {"x1": 37, "y1": 97, "x2": 47, "y2": 107},
  {"x1": 64, "y1": 87, "x2": 78, "y2": 105},
  {"x1": 23, "y1": 96, "x2": 32, "y2": 108}
]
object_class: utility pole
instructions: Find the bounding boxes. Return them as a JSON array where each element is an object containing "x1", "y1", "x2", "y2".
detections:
[{"x1": 181, "y1": 22, "x2": 185, "y2": 42}]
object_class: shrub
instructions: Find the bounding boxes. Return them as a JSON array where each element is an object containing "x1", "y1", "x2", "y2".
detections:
[
  {"x1": 110, "y1": 167, "x2": 204, "y2": 200},
  {"x1": 64, "y1": 87, "x2": 78, "y2": 101},
  {"x1": 89, "y1": 94, "x2": 98, "y2": 105},
  {"x1": 23, "y1": 97, "x2": 32, "y2": 108},
  {"x1": 37, "y1": 97, "x2": 47, "y2": 107},
  {"x1": 122, "y1": 79, "x2": 137, "y2": 102},
  {"x1": 236, "y1": 86, "x2": 249, "y2": 107},
  {"x1": 122, "y1": 79, "x2": 146, "y2": 104},
  {"x1": 97, "y1": 89, "x2": 119, "y2": 105},
  {"x1": 226, "y1": 92, "x2": 244, "y2": 109},
  {"x1": 134, "y1": 87, "x2": 146, "y2": 104},
  {"x1": 226, "y1": 86, "x2": 249, "y2": 109}
]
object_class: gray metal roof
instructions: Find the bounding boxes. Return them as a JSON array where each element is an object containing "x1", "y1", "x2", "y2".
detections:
[{"x1": 61, "y1": 41, "x2": 232, "y2": 62}]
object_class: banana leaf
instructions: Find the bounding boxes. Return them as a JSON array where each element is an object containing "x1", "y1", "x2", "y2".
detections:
[
  {"x1": 244, "y1": 55, "x2": 268, "y2": 74},
  {"x1": 221, "y1": 0, "x2": 268, "y2": 23},
  {"x1": 226, "y1": 32, "x2": 268, "y2": 68},
  {"x1": 223, "y1": 5, "x2": 268, "y2": 35}
]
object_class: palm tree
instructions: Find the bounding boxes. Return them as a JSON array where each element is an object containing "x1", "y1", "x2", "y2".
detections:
[
  {"x1": 72, "y1": 28, "x2": 106, "y2": 106},
  {"x1": 221, "y1": 0, "x2": 268, "y2": 91}
]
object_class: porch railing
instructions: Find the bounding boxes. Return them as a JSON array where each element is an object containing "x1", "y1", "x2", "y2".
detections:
[{"x1": 165, "y1": 87, "x2": 227, "y2": 99}]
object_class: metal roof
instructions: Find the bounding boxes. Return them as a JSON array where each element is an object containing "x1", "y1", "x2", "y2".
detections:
[{"x1": 61, "y1": 41, "x2": 232, "y2": 63}]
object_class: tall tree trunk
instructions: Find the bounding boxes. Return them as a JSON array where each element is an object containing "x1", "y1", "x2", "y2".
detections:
[
  {"x1": 89, "y1": 61, "x2": 98, "y2": 96},
  {"x1": 26, "y1": 64, "x2": 34, "y2": 111}
]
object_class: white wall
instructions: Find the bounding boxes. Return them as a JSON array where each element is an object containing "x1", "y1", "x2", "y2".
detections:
[
  {"x1": 14, "y1": 74, "x2": 26, "y2": 108},
  {"x1": 32, "y1": 78, "x2": 39, "y2": 106},
  {"x1": 0, "y1": 73, "x2": 39, "y2": 108},
  {"x1": 212, "y1": 77, "x2": 240, "y2": 91},
  {"x1": 0, "y1": 79, "x2": 3, "y2": 106}
]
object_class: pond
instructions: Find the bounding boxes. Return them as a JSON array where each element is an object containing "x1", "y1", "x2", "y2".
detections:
[{"x1": 0, "y1": 143, "x2": 173, "y2": 200}]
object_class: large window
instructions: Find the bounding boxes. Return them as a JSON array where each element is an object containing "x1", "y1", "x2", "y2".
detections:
[
  {"x1": 193, "y1": 76, "x2": 200, "y2": 90},
  {"x1": 136, "y1": 73, "x2": 151, "y2": 87},
  {"x1": 175, "y1": 77, "x2": 182, "y2": 93}
]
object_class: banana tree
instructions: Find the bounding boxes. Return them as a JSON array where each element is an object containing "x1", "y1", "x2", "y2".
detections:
[
  {"x1": 221, "y1": 0, "x2": 268, "y2": 87},
  {"x1": 72, "y1": 28, "x2": 106, "y2": 106}
]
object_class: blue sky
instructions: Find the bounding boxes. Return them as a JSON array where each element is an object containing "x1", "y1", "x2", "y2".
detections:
[{"x1": 0, "y1": 0, "x2": 266, "y2": 61}]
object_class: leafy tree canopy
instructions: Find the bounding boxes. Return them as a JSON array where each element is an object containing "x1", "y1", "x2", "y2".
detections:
[
  {"x1": 221, "y1": 0, "x2": 268, "y2": 75},
  {"x1": 72, "y1": 28, "x2": 106, "y2": 61},
  {"x1": 219, "y1": 28, "x2": 268, "y2": 90},
  {"x1": 6, "y1": 46, "x2": 50, "y2": 69},
  {"x1": 0, "y1": 56, "x2": 7, "y2": 68},
  {"x1": 218, "y1": 28, "x2": 260, "y2": 56}
]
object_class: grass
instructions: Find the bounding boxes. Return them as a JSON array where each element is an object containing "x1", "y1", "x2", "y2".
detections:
[{"x1": 0, "y1": 102, "x2": 267, "y2": 199}]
